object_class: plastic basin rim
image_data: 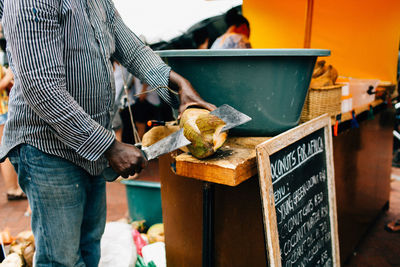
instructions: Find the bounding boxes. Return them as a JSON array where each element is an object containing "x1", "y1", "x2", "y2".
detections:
[
  {"x1": 156, "y1": 49, "x2": 331, "y2": 57},
  {"x1": 121, "y1": 180, "x2": 161, "y2": 189}
]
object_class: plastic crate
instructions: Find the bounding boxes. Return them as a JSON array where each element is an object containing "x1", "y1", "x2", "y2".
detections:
[{"x1": 121, "y1": 180, "x2": 162, "y2": 226}]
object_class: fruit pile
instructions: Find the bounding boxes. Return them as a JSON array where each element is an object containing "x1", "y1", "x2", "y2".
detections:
[
  {"x1": 310, "y1": 60, "x2": 339, "y2": 88},
  {"x1": 131, "y1": 221, "x2": 165, "y2": 267},
  {"x1": 0, "y1": 230, "x2": 34, "y2": 267},
  {"x1": 132, "y1": 221, "x2": 165, "y2": 246}
]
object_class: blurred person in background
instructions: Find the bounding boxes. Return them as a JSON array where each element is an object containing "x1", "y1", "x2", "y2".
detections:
[
  {"x1": 193, "y1": 27, "x2": 210, "y2": 49},
  {"x1": 211, "y1": 8, "x2": 251, "y2": 49},
  {"x1": 0, "y1": 24, "x2": 25, "y2": 202},
  {"x1": 0, "y1": 65, "x2": 23, "y2": 201}
]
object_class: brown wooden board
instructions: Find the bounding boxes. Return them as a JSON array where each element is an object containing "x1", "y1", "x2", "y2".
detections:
[
  {"x1": 175, "y1": 137, "x2": 269, "y2": 186},
  {"x1": 256, "y1": 114, "x2": 340, "y2": 267}
]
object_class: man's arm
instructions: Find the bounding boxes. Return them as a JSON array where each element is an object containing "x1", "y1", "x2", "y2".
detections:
[
  {"x1": 3, "y1": 0, "x2": 114, "y2": 161},
  {"x1": 105, "y1": 1, "x2": 214, "y2": 177},
  {"x1": 109, "y1": 3, "x2": 215, "y2": 113},
  {"x1": 110, "y1": 7, "x2": 178, "y2": 108},
  {"x1": 168, "y1": 70, "x2": 216, "y2": 114}
]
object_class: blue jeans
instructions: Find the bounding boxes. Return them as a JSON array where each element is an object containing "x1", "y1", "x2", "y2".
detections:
[{"x1": 8, "y1": 144, "x2": 106, "y2": 267}]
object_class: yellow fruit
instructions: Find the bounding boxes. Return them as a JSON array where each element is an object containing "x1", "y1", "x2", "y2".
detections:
[
  {"x1": 15, "y1": 230, "x2": 34, "y2": 244},
  {"x1": 142, "y1": 125, "x2": 180, "y2": 147},
  {"x1": 0, "y1": 253, "x2": 24, "y2": 267},
  {"x1": 180, "y1": 108, "x2": 227, "y2": 159},
  {"x1": 147, "y1": 223, "x2": 164, "y2": 244},
  {"x1": 310, "y1": 65, "x2": 338, "y2": 88},
  {"x1": 23, "y1": 242, "x2": 35, "y2": 267}
]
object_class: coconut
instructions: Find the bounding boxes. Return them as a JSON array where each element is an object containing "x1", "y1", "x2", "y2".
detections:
[
  {"x1": 15, "y1": 230, "x2": 34, "y2": 244},
  {"x1": 180, "y1": 108, "x2": 227, "y2": 159},
  {"x1": 312, "y1": 60, "x2": 327, "y2": 78},
  {"x1": 179, "y1": 108, "x2": 210, "y2": 128},
  {"x1": 142, "y1": 125, "x2": 180, "y2": 147},
  {"x1": 23, "y1": 242, "x2": 35, "y2": 267},
  {"x1": 0, "y1": 253, "x2": 24, "y2": 267},
  {"x1": 147, "y1": 223, "x2": 164, "y2": 244},
  {"x1": 310, "y1": 64, "x2": 338, "y2": 88}
]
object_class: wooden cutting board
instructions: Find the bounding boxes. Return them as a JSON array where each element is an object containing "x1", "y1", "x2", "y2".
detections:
[{"x1": 175, "y1": 137, "x2": 270, "y2": 186}]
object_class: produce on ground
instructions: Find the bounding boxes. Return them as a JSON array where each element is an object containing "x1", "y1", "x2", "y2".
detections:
[
  {"x1": 1, "y1": 230, "x2": 35, "y2": 267},
  {"x1": 131, "y1": 220, "x2": 147, "y2": 233},
  {"x1": 135, "y1": 255, "x2": 157, "y2": 267},
  {"x1": 132, "y1": 228, "x2": 147, "y2": 257},
  {"x1": 14, "y1": 231, "x2": 34, "y2": 245},
  {"x1": 140, "y1": 233, "x2": 149, "y2": 245},
  {"x1": 147, "y1": 223, "x2": 164, "y2": 244},
  {"x1": 0, "y1": 229, "x2": 13, "y2": 245},
  {"x1": 0, "y1": 253, "x2": 24, "y2": 267}
]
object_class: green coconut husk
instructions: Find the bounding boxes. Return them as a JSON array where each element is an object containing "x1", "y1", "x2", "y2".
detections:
[{"x1": 180, "y1": 108, "x2": 227, "y2": 159}]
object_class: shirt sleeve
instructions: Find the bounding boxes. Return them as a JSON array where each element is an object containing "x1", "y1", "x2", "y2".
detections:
[
  {"x1": 3, "y1": 0, "x2": 115, "y2": 161},
  {"x1": 0, "y1": 3, "x2": 3, "y2": 19},
  {"x1": 109, "y1": 3, "x2": 180, "y2": 109}
]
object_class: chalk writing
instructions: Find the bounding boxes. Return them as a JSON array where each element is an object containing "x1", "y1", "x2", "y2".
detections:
[
  {"x1": 269, "y1": 128, "x2": 333, "y2": 267},
  {"x1": 270, "y1": 136, "x2": 324, "y2": 182}
]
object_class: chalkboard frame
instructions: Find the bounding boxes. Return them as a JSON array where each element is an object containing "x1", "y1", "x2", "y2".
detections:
[{"x1": 256, "y1": 114, "x2": 340, "y2": 267}]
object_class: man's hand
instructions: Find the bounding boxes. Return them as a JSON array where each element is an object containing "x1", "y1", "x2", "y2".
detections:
[
  {"x1": 104, "y1": 140, "x2": 147, "y2": 178},
  {"x1": 169, "y1": 70, "x2": 216, "y2": 114}
]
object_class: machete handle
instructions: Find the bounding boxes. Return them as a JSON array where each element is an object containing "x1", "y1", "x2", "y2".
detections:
[
  {"x1": 102, "y1": 166, "x2": 120, "y2": 182},
  {"x1": 101, "y1": 143, "x2": 147, "y2": 182}
]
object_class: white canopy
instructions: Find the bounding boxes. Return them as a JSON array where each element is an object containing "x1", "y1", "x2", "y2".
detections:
[{"x1": 113, "y1": 0, "x2": 242, "y2": 44}]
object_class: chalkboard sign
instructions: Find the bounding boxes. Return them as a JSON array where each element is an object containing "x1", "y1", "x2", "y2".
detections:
[{"x1": 256, "y1": 115, "x2": 340, "y2": 267}]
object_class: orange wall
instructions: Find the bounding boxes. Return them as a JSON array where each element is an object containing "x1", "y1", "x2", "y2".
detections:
[
  {"x1": 243, "y1": 0, "x2": 308, "y2": 48},
  {"x1": 243, "y1": 0, "x2": 400, "y2": 82}
]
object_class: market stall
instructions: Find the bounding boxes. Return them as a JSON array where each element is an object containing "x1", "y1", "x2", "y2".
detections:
[
  {"x1": 159, "y1": 101, "x2": 394, "y2": 266},
  {"x1": 3, "y1": 1, "x2": 398, "y2": 266},
  {"x1": 153, "y1": 1, "x2": 400, "y2": 264}
]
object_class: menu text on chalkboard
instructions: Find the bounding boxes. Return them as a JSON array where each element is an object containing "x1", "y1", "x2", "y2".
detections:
[
  {"x1": 270, "y1": 128, "x2": 332, "y2": 266},
  {"x1": 256, "y1": 115, "x2": 340, "y2": 267}
]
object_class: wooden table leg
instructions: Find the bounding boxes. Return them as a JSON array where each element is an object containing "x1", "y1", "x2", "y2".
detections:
[{"x1": 202, "y1": 182, "x2": 214, "y2": 267}]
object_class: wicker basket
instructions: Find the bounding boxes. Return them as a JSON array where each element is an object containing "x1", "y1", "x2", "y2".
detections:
[{"x1": 300, "y1": 84, "x2": 342, "y2": 123}]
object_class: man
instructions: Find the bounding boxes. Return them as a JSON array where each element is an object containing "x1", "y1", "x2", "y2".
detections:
[{"x1": 0, "y1": 0, "x2": 214, "y2": 266}]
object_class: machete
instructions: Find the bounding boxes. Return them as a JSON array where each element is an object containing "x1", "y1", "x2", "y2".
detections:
[{"x1": 102, "y1": 104, "x2": 251, "y2": 181}]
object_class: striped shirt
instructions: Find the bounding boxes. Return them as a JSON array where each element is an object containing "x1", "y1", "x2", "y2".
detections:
[{"x1": 0, "y1": 0, "x2": 178, "y2": 175}]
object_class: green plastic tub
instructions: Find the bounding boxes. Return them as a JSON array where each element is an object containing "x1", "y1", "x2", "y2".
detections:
[
  {"x1": 157, "y1": 49, "x2": 330, "y2": 136},
  {"x1": 121, "y1": 180, "x2": 162, "y2": 226}
]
